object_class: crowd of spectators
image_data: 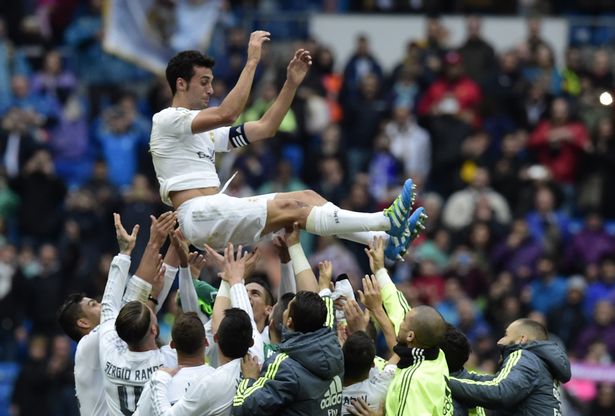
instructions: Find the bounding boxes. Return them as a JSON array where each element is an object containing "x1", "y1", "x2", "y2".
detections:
[{"x1": 1, "y1": 0, "x2": 615, "y2": 415}]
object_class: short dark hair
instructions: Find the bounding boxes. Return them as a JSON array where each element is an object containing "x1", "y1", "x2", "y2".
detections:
[
  {"x1": 517, "y1": 318, "x2": 548, "y2": 341},
  {"x1": 440, "y1": 323, "x2": 470, "y2": 373},
  {"x1": 218, "y1": 308, "x2": 253, "y2": 359},
  {"x1": 57, "y1": 293, "x2": 86, "y2": 342},
  {"x1": 172, "y1": 312, "x2": 205, "y2": 355},
  {"x1": 289, "y1": 291, "x2": 327, "y2": 333},
  {"x1": 116, "y1": 301, "x2": 151, "y2": 348},
  {"x1": 165, "y1": 50, "x2": 215, "y2": 95},
  {"x1": 245, "y1": 274, "x2": 275, "y2": 306},
  {"x1": 343, "y1": 331, "x2": 375, "y2": 381},
  {"x1": 271, "y1": 293, "x2": 295, "y2": 334}
]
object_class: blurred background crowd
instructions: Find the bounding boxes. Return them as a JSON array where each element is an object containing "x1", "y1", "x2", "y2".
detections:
[{"x1": 1, "y1": 0, "x2": 615, "y2": 415}]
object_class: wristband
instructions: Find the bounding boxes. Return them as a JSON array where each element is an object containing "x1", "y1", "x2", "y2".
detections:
[
  {"x1": 218, "y1": 280, "x2": 231, "y2": 298},
  {"x1": 375, "y1": 268, "x2": 393, "y2": 288},
  {"x1": 147, "y1": 294, "x2": 159, "y2": 306},
  {"x1": 288, "y1": 243, "x2": 310, "y2": 274}
]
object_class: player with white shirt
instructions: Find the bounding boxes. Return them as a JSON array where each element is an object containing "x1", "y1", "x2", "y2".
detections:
[
  {"x1": 342, "y1": 331, "x2": 396, "y2": 416},
  {"x1": 99, "y1": 212, "x2": 179, "y2": 416},
  {"x1": 134, "y1": 312, "x2": 214, "y2": 415},
  {"x1": 57, "y1": 213, "x2": 176, "y2": 416},
  {"x1": 147, "y1": 242, "x2": 264, "y2": 415},
  {"x1": 150, "y1": 31, "x2": 426, "y2": 263}
]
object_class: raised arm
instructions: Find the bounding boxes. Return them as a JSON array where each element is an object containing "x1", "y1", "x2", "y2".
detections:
[
  {"x1": 100, "y1": 213, "x2": 139, "y2": 324},
  {"x1": 358, "y1": 275, "x2": 397, "y2": 353},
  {"x1": 285, "y1": 222, "x2": 318, "y2": 293},
  {"x1": 243, "y1": 49, "x2": 311, "y2": 141},
  {"x1": 191, "y1": 31, "x2": 270, "y2": 134},
  {"x1": 365, "y1": 237, "x2": 410, "y2": 334},
  {"x1": 273, "y1": 236, "x2": 297, "y2": 297}
]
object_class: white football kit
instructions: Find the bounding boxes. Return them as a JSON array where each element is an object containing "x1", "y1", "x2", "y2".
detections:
[
  {"x1": 148, "y1": 278, "x2": 264, "y2": 414},
  {"x1": 74, "y1": 256, "x2": 166, "y2": 416},
  {"x1": 341, "y1": 365, "x2": 396, "y2": 415},
  {"x1": 150, "y1": 107, "x2": 276, "y2": 250},
  {"x1": 98, "y1": 254, "x2": 178, "y2": 416}
]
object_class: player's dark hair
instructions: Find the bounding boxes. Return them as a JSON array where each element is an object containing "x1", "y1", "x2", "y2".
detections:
[
  {"x1": 172, "y1": 312, "x2": 205, "y2": 355},
  {"x1": 343, "y1": 331, "x2": 375, "y2": 382},
  {"x1": 517, "y1": 318, "x2": 549, "y2": 341},
  {"x1": 218, "y1": 308, "x2": 253, "y2": 359},
  {"x1": 440, "y1": 323, "x2": 470, "y2": 373},
  {"x1": 166, "y1": 50, "x2": 215, "y2": 95},
  {"x1": 245, "y1": 274, "x2": 275, "y2": 306},
  {"x1": 57, "y1": 293, "x2": 86, "y2": 342},
  {"x1": 116, "y1": 301, "x2": 152, "y2": 348},
  {"x1": 271, "y1": 292, "x2": 295, "y2": 334},
  {"x1": 289, "y1": 291, "x2": 327, "y2": 333}
]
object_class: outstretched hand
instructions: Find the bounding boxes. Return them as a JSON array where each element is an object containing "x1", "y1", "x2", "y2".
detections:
[
  {"x1": 219, "y1": 243, "x2": 247, "y2": 285},
  {"x1": 170, "y1": 230, "x2": 189, "y2": 268},
  {"x1": 318, "y1": 260, "x2": 333, "y2": 292},
  {"x1": 247, "y1": 30, "x2": 271, "y2": 64},
  {"x1": 203, "y1": 244, "x2": 225, "y2": 271},
  {"x1": 149, "y1": 211, "x2": 176, "y2": 247},
  {"x1": 113, "y1": 213, "x2": 139, "y2": 256},
  {"x1": 358, "y1": 275, "x2": 383, "y2": 312},
  {"x1": 287, "y1": 49, "x2": 312, "y2": 87},
  {"x1": 364, "y1": 236, "x2": 385, "y2": 273}
]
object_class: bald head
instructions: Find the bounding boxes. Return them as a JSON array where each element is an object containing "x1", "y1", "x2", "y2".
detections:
[
  {"x1": 398, "y1": 305, "x2": 447, "y2": 349},
  {"x1": 498, "y1": 318, "x2": 548, "y2": 347}
]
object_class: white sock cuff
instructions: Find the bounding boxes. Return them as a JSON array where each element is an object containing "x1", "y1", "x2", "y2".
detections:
[{"x1": 218, "y1": 280, "x2": 231, "y2": 298}]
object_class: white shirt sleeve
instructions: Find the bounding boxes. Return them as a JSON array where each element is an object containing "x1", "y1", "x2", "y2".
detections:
[
  {"x1": 123, "y1": 275, "x2": 152, "y2": 304},
  {"x1": 230, "y1": 283, "x2": 264, "y2": 364},
  {"x1": 151, "y1": 370, "x2": 214, "y2": 416},
  {"x1": 156, "y1": 264, "x2": 178, "y2": 312},
  {"x1": 134, "y1": 381, "x2": 154, "y2": 416},
  {"x1": 100, "y1": 254, "x2": 132, "y2": 325},
  {"x1": 211, "y1": 126, "x2": 232, "y2": 152},
  {"x1": 178, "y1": 267, "x2": 208, "y2": 323},
  {"x1": 157, "y1": 108, "x2": 199, "y2": 136}
]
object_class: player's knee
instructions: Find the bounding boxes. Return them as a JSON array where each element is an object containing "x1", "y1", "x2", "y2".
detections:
[{"x1": 276, "y1": 199, "x2": 307, "y2": 211}]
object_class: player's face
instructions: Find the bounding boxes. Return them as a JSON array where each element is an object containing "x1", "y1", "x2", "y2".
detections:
[
  {"x1": 396, "y1": 310, "x2": 416, "y2": 346},
  {"x1": 246, "y1": 283, "x2": 272, "y2": 325},
  {"x1": 80, "y1": 297, "x2": 101, "y2": 327},
  {"x1": 187, "y1": 66, "x2": 214, "y2": 110},
  {"x1": 498, "y1": 321, "x2": 524, "y2": 347}
]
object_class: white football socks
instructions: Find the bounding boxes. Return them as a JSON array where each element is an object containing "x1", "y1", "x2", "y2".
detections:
[{"x1": 305, "y1": 202, "x2": 391, "y2": 237}]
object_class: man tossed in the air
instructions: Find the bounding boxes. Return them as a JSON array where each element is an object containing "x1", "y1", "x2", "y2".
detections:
[{"x1": 150, "y1": 31, "x2": 426, "y2": 261}]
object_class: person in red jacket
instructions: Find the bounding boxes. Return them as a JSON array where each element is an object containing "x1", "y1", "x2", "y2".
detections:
[
  {"x1": 417, "y1": 51, "x2": 482, "y2": 127},
  {"x1": 528, "y1": 97, "x2": 589, "y2": 185}
]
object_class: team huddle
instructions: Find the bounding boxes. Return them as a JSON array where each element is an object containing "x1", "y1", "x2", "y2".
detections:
[{"x1": 57, "y1": 31, "x2": 571, "y2": 415}]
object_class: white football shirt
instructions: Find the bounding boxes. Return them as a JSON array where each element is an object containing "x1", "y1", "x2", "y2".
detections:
[
  {"x1": 98, "y1": 254, "x2": 178, "y2": 416},
  {"x1": 134, "y1": 364, "x2": 214, "y2": 416},
  {"x1": 341, "y1": 365, "x2": 396, "y2": 415},
  {"x1": 149, "y1": 107, "x2": 232, "y2": 206},
  {"x1": 149, "y1": 358, "x2": 243, "y2": 416}
]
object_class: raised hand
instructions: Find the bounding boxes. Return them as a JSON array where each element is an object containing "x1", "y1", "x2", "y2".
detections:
[
  {"x1": 358, "y1": 275, "x2": 383, "y2": 312},
  {"x1": 244, "y1": 247, "x2": 261, "y2": 278},
  {"x1": 241, "y1": 353, "x2": 261, "y2": 380},
  {"x1": 113, "y1": 213, "x2": 139, "y2": 256},
  {"x1": 364, "y1": 236, "x2": 385, "y2": 273},
  {"x1": 318, "y1": 260, "x2": 333, "y2": 292},
  {"x1": 150, "y1": 258, "x2": 165, "y2": 299},
  {"x1": 286, "y1": 49, "x2": 312, "y2": 86},
  {"x1": 285, "y1": 221, "x2": 301, "y2": 246},
  {"x1": 203, "y1": 244, "x2": 225, "y2": 271},
  {"x1": 247, "y1": 30, "x2": 271, "y2": 64},
  {"x1": 149, "y1": 211, "x2": 176, "y2": 247},
  {"x1": 343, "y1": 299, "x2": 370, "y2": 335},
  {"x1": 220, "y1": 243, "x2": 247, "y2": 285},
  {"x1": 188, "y1": 251, "x2": 206, "y2": 279},
  {"x1": 348, "y1": 398, "x2": 383, "y2": 416},
  {"x1": 170, "y1": 230, "x2": 189, "y2": 268}
]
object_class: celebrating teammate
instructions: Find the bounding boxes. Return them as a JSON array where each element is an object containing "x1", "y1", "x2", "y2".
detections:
[{"x1": 149, "y1": 31, "x2": 427, "y2": 262}]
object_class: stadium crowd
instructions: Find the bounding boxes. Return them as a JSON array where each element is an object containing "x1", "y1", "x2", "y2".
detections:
[{"x1": 0, "y1": 0, "x2": 615, "y2": 415}]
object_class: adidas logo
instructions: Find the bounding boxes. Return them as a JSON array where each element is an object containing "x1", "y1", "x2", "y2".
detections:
[{"x1": 321, "y1": 375, "x2": 343, "y2": 410}]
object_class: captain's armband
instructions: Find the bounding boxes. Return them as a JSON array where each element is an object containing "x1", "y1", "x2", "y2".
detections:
[{"x1": 229, "y1": 124, "x2": 250, "y2": 148}]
